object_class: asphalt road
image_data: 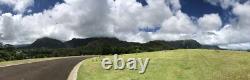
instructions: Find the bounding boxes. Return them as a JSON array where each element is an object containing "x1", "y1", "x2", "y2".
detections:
[{"x1": 0, "y1": 56, "x2": 88, "y2": 80}]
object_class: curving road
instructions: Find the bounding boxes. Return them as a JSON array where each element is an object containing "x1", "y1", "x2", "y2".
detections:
[{"x1": 0, "y1": 56, "x2": 89, "y2": 80}]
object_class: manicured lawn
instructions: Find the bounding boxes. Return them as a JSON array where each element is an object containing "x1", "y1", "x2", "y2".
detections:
[{"x1": 78, "y1": 49, "x2": 250, "y2": 80}]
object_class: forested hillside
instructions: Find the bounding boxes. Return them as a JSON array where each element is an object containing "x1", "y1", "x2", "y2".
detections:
[{"x1": 0, "y1": 37, "x2": 220, "y2": 61}]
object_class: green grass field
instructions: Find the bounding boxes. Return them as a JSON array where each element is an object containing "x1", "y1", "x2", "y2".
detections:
[{"x1": 77, "y1": 49, "x2": 250, "y2": 80}]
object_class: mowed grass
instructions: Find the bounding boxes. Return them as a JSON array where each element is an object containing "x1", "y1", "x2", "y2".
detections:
[{"x1": 77, "y1": 49, "x2": 250, "y2": 80}]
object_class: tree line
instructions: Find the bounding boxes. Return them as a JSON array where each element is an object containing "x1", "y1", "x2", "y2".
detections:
[{"x1": 0, "y1": 37, "x2": 215, "y2": 62}]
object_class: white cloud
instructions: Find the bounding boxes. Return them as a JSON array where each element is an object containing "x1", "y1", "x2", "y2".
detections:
[
  {"x1": 195, "y1": 1, "x2": 250, "y2": 47},
  {"x1": 109, "y1": 0, "x2": 176, "y2": 42},
  {"x1": 161, "y1": 11, "x2": 197, "y2": 34},
  {"x1": 220, "y1": 42, "x2": 250, "y2": 50},
  {"x1": 220, "y1": 1, "x2": 250, "y2": 44},
  {"x1": 110, "y1": 0, "x2": 197, "y2": 42},
  {"x1": 0, "y1": 0, "x2": 34, "y2": 13},
  {"x1": 198, "y1": 13, "x2": 222, "y2": 31},
  {"x1": 0, "y1": 0, "x2": 114, "y2": 44}
]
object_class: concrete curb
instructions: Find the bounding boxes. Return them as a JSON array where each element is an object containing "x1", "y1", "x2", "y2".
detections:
[
  {"x1": 0, "y1": 57, "x2": 67, "y2": 68},
  {"x1": 0, "y1": 56, "x2": 86, "y2": 68},
  {"x1": 67, "y1": 59, "x2": 85, "y2": 80}
]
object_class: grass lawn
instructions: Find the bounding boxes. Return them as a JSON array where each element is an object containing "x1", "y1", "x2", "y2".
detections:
[{"x1": 77, "y1": 49, "x2": 250, "y2": 80}]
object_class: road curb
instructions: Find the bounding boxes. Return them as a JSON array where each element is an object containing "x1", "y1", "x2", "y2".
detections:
[
  {"x1": 0, "y1": 57, "x2": 67, "y2": 68},
  {"x1": 67, "y1": 59, "x2": 85, "y2": 80},
  {"x1": 0, "y1": 56, "x2": 86, "y2": 68}
]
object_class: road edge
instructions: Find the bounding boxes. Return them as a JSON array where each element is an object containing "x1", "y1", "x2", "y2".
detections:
[
  {"x1": 0, "y1": 57, "x2": 68, "y2": 68},
  {"x1": 67, "y1": 59, "x2": 85, "y2": 80}
]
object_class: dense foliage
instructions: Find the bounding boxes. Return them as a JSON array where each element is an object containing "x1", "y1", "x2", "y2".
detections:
[
  {"x1": 0, "y1": 44, "x2": 24, "y2": 61},
  {"x1": 0, "y1": 37, "x2": 218, "y2": 62}
]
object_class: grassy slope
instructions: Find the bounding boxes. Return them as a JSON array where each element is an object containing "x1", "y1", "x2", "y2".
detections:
[{"x1": 78, "y1": 49, "x2": 250, "y2": 80}]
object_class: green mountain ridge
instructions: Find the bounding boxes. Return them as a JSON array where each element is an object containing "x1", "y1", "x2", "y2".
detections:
[
  {"x1": 0, "y1": 37, "x2": 223, "y2": 62},
  {"x1": 21, "y1": 37, "x2": 220, "y2": 51}
]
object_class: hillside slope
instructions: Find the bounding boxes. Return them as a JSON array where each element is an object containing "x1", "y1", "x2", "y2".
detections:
[
  {"x1": 78, "y1": 49, "x2": 250, "y2": 80},
  {"x1": 30, "y1": 37, "x2": 66, "y2": 48}
]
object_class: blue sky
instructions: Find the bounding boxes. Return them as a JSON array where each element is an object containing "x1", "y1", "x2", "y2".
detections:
[
  {"x1": 181, "y1": 0, "x2": 234, "y2": 25},
  {"x1": 0, "y1": 3, "x2": 14, "y2": 14},
  {"x1": 27, "y1": 0, "x2": 64, "y2": 14}
]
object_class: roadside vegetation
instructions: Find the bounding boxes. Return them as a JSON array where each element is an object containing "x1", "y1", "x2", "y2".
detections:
[
  {"x1": 0, "y1": 47, "x2": 83, "y2": 62},
  {"x1": 0, "y1": 37, "x2": 204, "y2": 62},
  {"x1": 78, "y1": 49, "x2": 250, "y2": 80}
]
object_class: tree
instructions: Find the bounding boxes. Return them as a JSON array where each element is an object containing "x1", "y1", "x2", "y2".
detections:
[
  {"x1": 5, "y1": 44, "x2": 15, "y2": 51},
  {"x1": 0, "y1": 42, "x2": 3, "y2": 48}
]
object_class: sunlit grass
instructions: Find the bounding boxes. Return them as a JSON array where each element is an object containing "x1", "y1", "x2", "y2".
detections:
[{"x1": 78, "y1": 49, "x2": 250, "y2": 80}]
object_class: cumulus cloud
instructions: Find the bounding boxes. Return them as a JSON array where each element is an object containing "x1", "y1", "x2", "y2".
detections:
[
  {"x1": 161, "y1": 11, "x2": 197, "y2": 34},
  {"x1": 195, "y1": 1, "x2": 250, "y2": 50},
  {"x1": 220, "y1": 1, "x2": 250, "y2": 44},
  {"x1": 220, "y1": 2, "x2": 250, "y2": 44},
  {"x1": 110, "y1": 0, "x2": 174, "y2": 42},
  {"x1": 198, "y1": 13, "x2": 222, "y2": 31}
]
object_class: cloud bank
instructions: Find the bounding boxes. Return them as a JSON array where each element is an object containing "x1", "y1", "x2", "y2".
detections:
[{"x1": 0, "y1": 0, "x2": 250, "y2": 50}]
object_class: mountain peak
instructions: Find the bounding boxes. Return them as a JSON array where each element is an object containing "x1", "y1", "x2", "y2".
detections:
[{"x1": 30, "y1": 37, "x2": 65, "y2": 48}]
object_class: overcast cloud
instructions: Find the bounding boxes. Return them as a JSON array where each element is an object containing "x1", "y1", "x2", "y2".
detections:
[{"x1": 0, "y1": 0, "x2": 250, "y2": 50}]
